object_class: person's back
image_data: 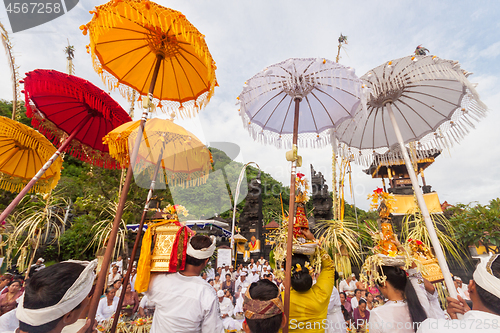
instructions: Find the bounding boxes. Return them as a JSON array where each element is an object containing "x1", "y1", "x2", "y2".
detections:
[
  {"x1": 146, "y1": 235, "x2": 224, "y2": 333},
  {"x1": 148, "y1": 273, "x2": 219, "y2": 332}
]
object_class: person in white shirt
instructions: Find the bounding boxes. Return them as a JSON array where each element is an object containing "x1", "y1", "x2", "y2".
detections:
[
  {"x1": 206, "y1": 262, "x2": 215, "y2": 281},
  {"x1": 147, "y1": 235, "x2": 224, "y2": 333},
  {"x1": 417, "y1": 254, "x2": 500, "y2": 333},
  {"x1": 327, "y1": 283, "x2": 346, "y2": 333},
  {"x1": 258, "y1": 256, "x2": 266, "y2": 265},
  {"x1": 138, "y1": 294, "x2": 155, "y2": 317},
  {"x1": 108, "y1": 265, "x2": 122, "y2": 287},
  {"x1": 407, "y1": 267, "x2": 446, "y2": 319},
  {"x1": 113, "y1": 256, "x2": 123, "y2": 274},
  {"x1": 368, "y1": 266, "x2": 428, "y2": 333},
  {"x1": 235, "y1": 273, "x2": 251, "y2": 293},
  {"x1": 351, "y1": 289, "x2": 362, "y2": 309},
  {"x1": 217, "y1": 290, "x2": 241, "y2": 331},
  {"x1": 338, "y1": 274, "x2": 357, "y2": 298},
  {"x1": 16, "y1": 259, "x2": 97, "y2": 333},
  {"x1": 453, "y1": 276, "x2": 470, "y2": 300},
  {"x1": 96, "y1": 287, "x2": 119, "y2": 322}
]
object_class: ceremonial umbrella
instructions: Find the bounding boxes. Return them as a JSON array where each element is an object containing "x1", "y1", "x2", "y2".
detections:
[
  {"x1": 0, "y1": 116, "x2": 62, "y2": 194},
  {"x1": 103, "y1": 117, "x2": 211, "y2": 330},
  {"x1": 335, "y1": 54, "x2": 487, "y2": 299},
  {"x1": 0, "y1": 69, "x2": 131, "y2": 223},
  {"x1": 238, "y1": 58, "x2": 365, "y2": 329},
  {"x1": 81, "y1": 0, "x2": 216, "y2": 326}
]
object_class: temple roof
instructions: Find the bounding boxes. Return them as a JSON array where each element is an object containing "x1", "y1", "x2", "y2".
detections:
[{"x1": 364, "y1": 146, "x2": 441, "y2": 178}]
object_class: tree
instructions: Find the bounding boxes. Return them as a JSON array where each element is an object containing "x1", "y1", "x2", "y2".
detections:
[{"x1": 448, "y1": 199, "x2": 500, "y2": 254}]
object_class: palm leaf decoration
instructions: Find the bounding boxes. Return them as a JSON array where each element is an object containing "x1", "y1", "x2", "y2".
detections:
[
  {"x1": 86, "y1": 199, "x2": 131, "y2": 258},
  {"x1": 314, "y1": 219, "x2": 360, "y2": 277},
  {"x1": 6, "y1": 191, "x2": 68, "y2": 272},
  {"x1": 402, "y1": 209, "x2": 468, "y2": 269}
]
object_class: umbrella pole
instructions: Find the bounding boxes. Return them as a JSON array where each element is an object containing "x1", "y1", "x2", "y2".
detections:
[
  {"x1": 109, "y1": 140, "x2": 166, "y2": 333},
  {"x1": 86, "y1": 54, "x2": 164, "y2": 330},
  {"x1": 386, "y1": 103, "x2": 458, "y2": 300},
  {"x1": 283, "y1": 97, "x2": 301, "y2": 333},
  {"x1": 0, "y1": 114, "x2": 91, "y2": 222}
]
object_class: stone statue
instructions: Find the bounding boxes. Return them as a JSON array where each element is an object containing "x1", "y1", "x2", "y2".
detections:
[{"x1": 310, "y1": 165, "x2": 333, "y2": 221}]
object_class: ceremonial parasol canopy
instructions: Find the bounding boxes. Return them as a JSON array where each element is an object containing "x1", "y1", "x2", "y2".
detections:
[
  {"x1": 0, "y1": 116, "x2": 62, "y2": 194},
  {"x1": 82, "y1": 0, "x2": 217, "y2": 117},
  {"x1": 0, "y1": 70, "x2": 132, "y2": 223},
  {"x1": 103, "y1": 117, "x2": 212, "y2": 189},
  {"x1": 335, "y1": 54, "x2": 487, "y2": 300},
  {"x1": 24, "y1": 69, "x2": 131, "y2": 169},
  {"x1": 239, "y1": 57, "x2": 367, "y2": 149},
  {"x1": 238, "y1": 57, "x2": 366, "y2": 331}
]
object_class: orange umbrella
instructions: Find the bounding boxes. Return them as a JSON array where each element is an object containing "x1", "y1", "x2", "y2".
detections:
[
  {"x1": 0, "y1": 116, "x2": 62, "y2": 195},
  {"x1": 81, "y1": 1, "x2": 217, "y2": 327},
  {"x1": 82, "y1": 0, "x2": 217, "y2": 118}
]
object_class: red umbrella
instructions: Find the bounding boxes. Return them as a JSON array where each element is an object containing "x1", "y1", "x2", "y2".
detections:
[{"x1": 0, "y1": 69, "x2": 132, "y2": 222}]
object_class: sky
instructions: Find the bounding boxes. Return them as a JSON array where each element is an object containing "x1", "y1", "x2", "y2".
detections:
[{"x1": 1, "y1": 0, "x2": 499, "y2": 211}]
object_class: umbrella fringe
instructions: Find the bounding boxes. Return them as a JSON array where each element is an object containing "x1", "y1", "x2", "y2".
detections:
[
  {"x1": 30, "y1": 113, "x2": 122, "y2": 170},
  {"x1": 0, "y1": 172, "x2": 59, "y2": 194},
  {"x1": 85, "y1": 0, "x2": 217, "y2": 119}
]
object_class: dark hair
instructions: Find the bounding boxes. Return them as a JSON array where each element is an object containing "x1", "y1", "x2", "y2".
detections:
[
  {"x1": 358, "y1": 298, "x2": 367, "y2": 305},
  {"x1": 215, "y1": 273, "x2": 220, "y2": 278},
  {"x1": 8, "y1": 279, "x2": 22, "y2": 287},
  {"x1": 475, "y1": 256, "x2": 500, "y2": 315},
  {"x1": 290, "y1": 254, "x2": 312, "y2": 292},
  {"x1": 376, "y1": 295, "x2": 384, "y2": 300},
  {"x1": 185, "y1": 235, "x2": 213, "y2": 266},
  {"x1": 378, "y1": 266, "x2": 427, "y2": 332},
  {"x1": 341, "y1": 305, "x2": 351, "y2": 321},
  {"x1": 339, "y1": 291, "x2": 346, "y2": 298},
  {"x1": 245, "y1": 280, "x2": 282, "y2": 333},
  {"x1": 354, "y1": 288, "x2": 361, "y2": 295},
  {"x1": 226, "y1": 273, "x2": 232, "y2": 278},
  {"x1": 19, "y1": 263, "x2": 86, "y2": 333}
]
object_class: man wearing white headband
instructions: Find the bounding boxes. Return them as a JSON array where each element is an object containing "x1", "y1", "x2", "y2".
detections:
[
  {"x1": 417, "y1": 254, "x2": 500, "y2": 332},
  {"x1": 147, "y1": 235, "x2": 224, "y2": 333},
  {"x1": 17, "y1": 259, "x2": 97, "y2": 333}
]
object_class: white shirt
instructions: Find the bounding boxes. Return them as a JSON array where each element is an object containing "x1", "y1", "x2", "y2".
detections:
[
  {"x1": 219, "y1": 297, "x2": 234, "y2": 317},
  {"x1": 147, "y1": 273, "x2": 224, "y2": 333},
  {"x1": 327, "y1": 286, "x2": 346, "y2": 333},
  {"x1": 206, "y1": 267, "x2": 215, "y2": 281},
  {"x1": 96, "y1": 296, "x2": 119, "y2": 322},
  {"x1": 139, "y1": 295, "x2": 155, "y2": 309},
  {"x1": 408, "y1": 269, "x2": 446, "y2": 319},
  {"x1": 351, "y1": 296, "x2": 360, "y2": 309},
  {"x1": 369, "y1": 300, "x2": 414, "y2": 333},
  {"x1": 235, "y1": 278, "x2": 250, "y2": 293},
  {"x1": 417, "y1": 310, "x2": 500, "y2": 333},
  {"x1": 339, "y1": 279, "x2": 356, "y2": 295},
  {"x1": 0, "y1": 309, "x2": 18, "y2": 333}
]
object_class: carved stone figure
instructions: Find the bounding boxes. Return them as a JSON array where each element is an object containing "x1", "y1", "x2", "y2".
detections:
[{"x1": 310, "y1": 165, "x2": 333, "y2": 221}]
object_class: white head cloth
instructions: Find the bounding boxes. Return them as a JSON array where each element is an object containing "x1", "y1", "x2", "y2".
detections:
[
  {"x1": 17, "y1": 259, "x2": 97, "y2": 326},
  {"x1": 217, "y1": 290, "x2": 225, "y2": 297},
  {"x1": 186, "y1": 235, "x2": 216, "y2": 259},
  {"x1": 473, "y1": 254, "x2": 500, "y2": 299}
]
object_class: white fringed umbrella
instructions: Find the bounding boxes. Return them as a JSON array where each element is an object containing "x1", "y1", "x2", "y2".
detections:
[
  {"x1": 238, "y1": 58, "x2": 368, "y2": 149},
  {"x1": 335, "y1": 54, "x2": 487, "y2": 300},
  {"x1": 238, "y1": 58, "x2": 366, "y2": 331}
]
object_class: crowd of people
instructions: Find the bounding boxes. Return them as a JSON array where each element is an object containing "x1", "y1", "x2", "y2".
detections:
[{"x1": 0, "y1": 235, "x2": 498, "y2": 333}]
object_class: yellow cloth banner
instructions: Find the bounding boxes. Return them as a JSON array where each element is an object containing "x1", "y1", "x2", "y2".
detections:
[
  {"x1": 392, "y1": 192, "x2": 443, "y2": 215},
  {"x1": 135, "y1": 220, "x2": 171, "y2": 293}
]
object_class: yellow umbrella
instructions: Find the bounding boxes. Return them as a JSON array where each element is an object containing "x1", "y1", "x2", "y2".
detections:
[
  {"x1": 81, "y1": 2, "x2": 217, "y2": 326},
  {"x1": 81, "y1": 0, "x2": 217, "y2": 118},
  {"x1": 0, "y1": 116, "x2": 62, "y2": 194},
  {"x1": 103, "y1": 118, "x2": 212, "y2": 188}
]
